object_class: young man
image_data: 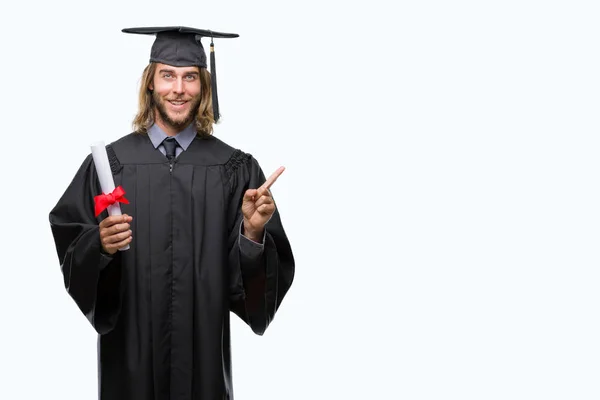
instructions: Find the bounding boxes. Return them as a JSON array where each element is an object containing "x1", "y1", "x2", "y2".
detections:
[{"x1": 49, "y1": 26, "x2": 295, "y2": 400}]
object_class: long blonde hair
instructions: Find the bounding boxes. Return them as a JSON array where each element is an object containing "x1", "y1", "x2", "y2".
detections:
[{"x1": 132, "y1": 63, "x2": 215, "y2": 136}]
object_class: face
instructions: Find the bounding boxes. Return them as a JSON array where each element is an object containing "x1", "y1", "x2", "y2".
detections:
[{"x1": 149, "y1": 63, "x2": 202, "y2": 132}]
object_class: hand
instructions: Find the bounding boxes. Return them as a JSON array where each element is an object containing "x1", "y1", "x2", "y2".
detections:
[
  {"x1": 99, "y1": 214, "x2": 133, "y2": 255},
  {"x1": 242, "y1": 166, "x2": 285, "y2": 242}
]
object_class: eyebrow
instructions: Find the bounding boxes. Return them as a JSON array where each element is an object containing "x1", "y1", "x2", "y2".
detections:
[{"x1": 159, "y1": 69, "x2": 199, "y2": 76}]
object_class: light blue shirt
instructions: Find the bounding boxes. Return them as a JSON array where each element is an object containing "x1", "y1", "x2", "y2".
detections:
[{"x1": 147, "y1": 122, "x2": 197, "y2": 159}]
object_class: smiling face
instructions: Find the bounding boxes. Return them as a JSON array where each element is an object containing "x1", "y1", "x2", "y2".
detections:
[{"x1": 149, "y1": 63, "x2": 203, "y2": 135}]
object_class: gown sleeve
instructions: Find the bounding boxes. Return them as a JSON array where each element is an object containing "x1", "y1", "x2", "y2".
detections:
[
  {"x1": 49, "y1": 154, "x2": 123, "y2": 335},
  {"x1": 225, "y1": 150, "x2": 295, "y2": 335}
]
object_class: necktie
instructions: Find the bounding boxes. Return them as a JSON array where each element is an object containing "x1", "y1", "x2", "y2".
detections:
[{"x1": 163, "y1": 137, "x2": 178, "y2": 161}]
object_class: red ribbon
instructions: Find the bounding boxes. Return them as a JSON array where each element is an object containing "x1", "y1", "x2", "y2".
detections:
[{"x1": 94, "y1": 186, "x2": 130, "y2": 217}]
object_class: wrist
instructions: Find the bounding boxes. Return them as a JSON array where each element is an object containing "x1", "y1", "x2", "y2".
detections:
[{"x1": 243, "y1": 221, "x2": 263, "y2": 242}]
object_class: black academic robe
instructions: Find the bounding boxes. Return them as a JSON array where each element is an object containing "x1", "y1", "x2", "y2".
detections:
[{"x1": 48, "y1": 132, "x2": 295, "y2": 400}]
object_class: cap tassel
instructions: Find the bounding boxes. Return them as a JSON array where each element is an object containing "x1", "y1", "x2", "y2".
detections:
[{"x1": 210, "y1": 38, "x2": 220, "y2": 122}]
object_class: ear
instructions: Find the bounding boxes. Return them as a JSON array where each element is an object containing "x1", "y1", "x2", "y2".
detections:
[{"x1": 148, "y1": 82, "x2": 154, "y2": 91}]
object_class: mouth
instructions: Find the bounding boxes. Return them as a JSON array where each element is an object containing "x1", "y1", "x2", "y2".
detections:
[{"x1": 167, "y1": 100, "x2": 189, "y2": 110}]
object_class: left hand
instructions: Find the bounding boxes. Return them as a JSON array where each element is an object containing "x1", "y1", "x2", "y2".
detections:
[{"x1": 242, "y1": 166, "x2": 285, "y2": 241}]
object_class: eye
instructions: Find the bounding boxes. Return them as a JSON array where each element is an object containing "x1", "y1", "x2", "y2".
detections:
[
  {"x1": 163, "y1": 73, "x2": 172, "y2": 79},
  {"x1": 185, "y1": 75, "x2": 196, "y2": 80}
]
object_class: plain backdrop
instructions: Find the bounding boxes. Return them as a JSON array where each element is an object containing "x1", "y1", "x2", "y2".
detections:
[{"x1": 1, "y1": 0, "x2": 599, "y2": 399}]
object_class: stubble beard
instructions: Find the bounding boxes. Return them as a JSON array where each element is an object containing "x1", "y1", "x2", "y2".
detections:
[{"x1": 153, "y1": 92, "x2": 203, "y2": 132}]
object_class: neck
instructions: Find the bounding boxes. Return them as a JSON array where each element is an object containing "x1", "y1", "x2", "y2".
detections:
[
  {"x1": 153, "y1": 110, "x2": 191, "y2": 137},
  {"x1": 154, "y1": 116, "x2": 179, "y2": 137}
]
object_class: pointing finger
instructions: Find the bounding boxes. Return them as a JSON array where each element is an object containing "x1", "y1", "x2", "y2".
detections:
[
  {"x1": 261, "y1": 166, "x2": 285, "y2": 190},
  {"x1": 258, "y1": 166, "x2": 285, "y2": 195}
]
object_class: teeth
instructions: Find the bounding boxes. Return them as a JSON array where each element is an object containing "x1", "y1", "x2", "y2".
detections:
[{"x1": 170, "y1": 101, "x2": 185, "y2": 105}]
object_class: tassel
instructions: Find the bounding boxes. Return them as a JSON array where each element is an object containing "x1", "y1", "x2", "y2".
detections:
[{"x1": 210, "y1": 37, "x2": 220, "y2": 122}]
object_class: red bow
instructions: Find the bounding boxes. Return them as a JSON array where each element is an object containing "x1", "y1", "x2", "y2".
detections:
[{"x1": 94, "y1": 186, "x2": 130, "y2": 217}]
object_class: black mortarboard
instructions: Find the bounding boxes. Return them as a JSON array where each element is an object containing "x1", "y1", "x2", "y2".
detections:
[{"x1": 122, "y1": 26, "x2": 239, "y2": 122}]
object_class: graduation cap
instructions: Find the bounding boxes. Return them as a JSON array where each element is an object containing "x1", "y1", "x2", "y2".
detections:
[{"x1": 122, "y1": 26, "x2": 239, "y2": 122}]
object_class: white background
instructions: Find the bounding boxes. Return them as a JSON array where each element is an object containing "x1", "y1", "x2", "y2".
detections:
[{"x1": 1, "y1": 0, "x2": 599, "y2": 399}]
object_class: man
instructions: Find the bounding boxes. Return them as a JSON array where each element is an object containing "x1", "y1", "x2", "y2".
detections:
[{"x1": 48, "y1": 26, "x2": 295, "y2": 400}]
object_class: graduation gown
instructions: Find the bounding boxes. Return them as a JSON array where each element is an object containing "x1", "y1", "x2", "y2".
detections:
[{"x1": 48, "y1": 132, "x2": 295, "y2": 400}]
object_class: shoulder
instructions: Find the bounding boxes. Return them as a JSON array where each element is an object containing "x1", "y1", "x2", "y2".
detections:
[
  {"x1": 108, "y1": 132, "x2": 147, "y2": 150},
  {"x1": 190, "y1": 135, "x2": 255, "y2": 167},
  {"x1": 213, "y1": 136, "x2": 257, "y2": 165},
  {"x1": 101, "y1": 132, "x2": 147, "y2": 170},
  {"x1": 103, "y1": 132, "x2": 147, "y2": 154},
  {"x1": 203, "y1": 137, "x2": 263, "y2": 185}
]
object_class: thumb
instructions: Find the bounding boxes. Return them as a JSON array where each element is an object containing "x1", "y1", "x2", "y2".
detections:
[{"x1": 243, "y1": 189, "x2": 258, "y2": 202}]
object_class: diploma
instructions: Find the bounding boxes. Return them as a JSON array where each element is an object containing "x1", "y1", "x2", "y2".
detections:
[{"x1": 91, "y1": 141, "x2": 130, "y2": 251}]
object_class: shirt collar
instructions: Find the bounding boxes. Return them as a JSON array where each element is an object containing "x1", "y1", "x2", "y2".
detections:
[{"x1": 147, "y1": 122, "x2": 197, "y2": 150}]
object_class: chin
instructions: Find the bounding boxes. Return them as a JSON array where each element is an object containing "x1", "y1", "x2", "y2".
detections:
[
  {"x1": 168, "y1": 112, "x2": 191, "y2": 123},
  {"x1": 169, "y1": 116, "x2": 195, "y2": 128}
]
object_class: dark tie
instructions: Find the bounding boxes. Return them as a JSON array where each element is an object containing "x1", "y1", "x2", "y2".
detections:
[{"x1": 163, "y1": 137, "x2": 178, "y2": 161}]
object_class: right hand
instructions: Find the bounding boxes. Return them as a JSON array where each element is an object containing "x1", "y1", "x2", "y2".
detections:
[{"x1": 99, "y1": 214, "x2": 133, "y2": 255}]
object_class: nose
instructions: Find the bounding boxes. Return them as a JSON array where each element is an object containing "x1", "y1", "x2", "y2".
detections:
[{"x1": 173, "y1": 78, "x2": 184, "y2": 94}]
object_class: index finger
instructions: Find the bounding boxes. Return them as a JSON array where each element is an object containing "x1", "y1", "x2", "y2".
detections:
[
  {"x1": 100, "y1": 214, "x2": 130, "y2": 228},
  {"x1": 259, "y1": 166, "x2": 285, "y2": 192}
]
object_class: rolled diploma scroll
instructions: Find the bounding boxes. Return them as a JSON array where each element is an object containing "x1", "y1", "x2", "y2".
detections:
[{"x1": 90, "y1": 141, "x2": 129, "y2": 251}]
